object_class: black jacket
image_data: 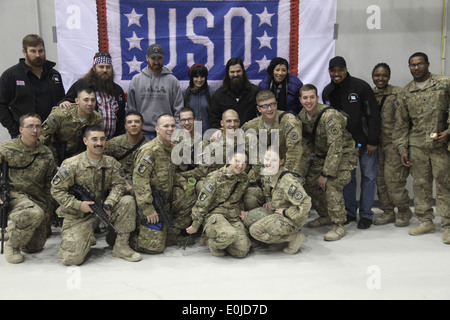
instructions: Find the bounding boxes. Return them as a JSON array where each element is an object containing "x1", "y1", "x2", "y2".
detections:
[
  {"x1": 60, "y1": 78, "x2": 126, "y2": 137},
  {"x1": 208, "y1": 83, "x2": 260, "y2": 129},
  {"x1": 0, "y1": 59, "x2": 65, "y2": 137},
  {"x1": 322, "y1": 73, "x2": 381, "y2": 146}
]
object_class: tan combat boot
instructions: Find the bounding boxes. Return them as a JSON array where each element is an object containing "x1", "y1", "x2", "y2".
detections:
[
  {"x1": 324, "y1": 223, "x2": 346, "y2": 241},
  {"x1": 443, "y1": 227, "x2": 450, "y2": 245},
  {"x1": 374, "y1": 211, "x2": 395, "y2": 225},
  {"x1": 408, "y1": 220, "x2": 435, "y2": 236},
  {"x1": 395, "y1": 208, "x2": 412, "y2": 227},
  {"x1": 112, "y1": 234, "x2": 142, "y2": 262},
  {"x1": 5, "y1": 241, "x2": 24, "y2": 264},
  {"x1": 307, "y1": 216, "x2": 331, "y2": 228},
  {"x1": 207, "y1": 239, "x2": 226, "y2": 257},
  {"x1": 283, "y1": 232, "x2": 306, "y2": 254}
]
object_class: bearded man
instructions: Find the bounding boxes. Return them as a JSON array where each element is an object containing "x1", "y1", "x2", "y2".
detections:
[
  {"x1": 0, "y1": 34, "x2": 65, "y2": 138},
  {"x1": 59, "y1": 52, "x2": 126, "y2": 139}
]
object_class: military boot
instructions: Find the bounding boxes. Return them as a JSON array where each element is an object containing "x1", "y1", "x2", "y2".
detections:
[
  {"x1": 324, "y1": 223, "x2": 346, "y2": 241},
  {"x1": 307, "y1": 216, "x2": 331, "y2": 228},
  {"x1": 395, "y1": 208, "x2": 412, "y2": 227},
  {"x1": 374, "y1": 211, "x2": 395, "y2": 225},
  {"x1": 5, "y1": 241, "x2": 24, "y2": 264},
  {"x1": 443, "y1": 227, "x2": 450, "y2": 245},
  {"x1": 112, "y1": 234, "x2": 142, "y2": 262},
  {"x1": 207, "y1": 239, "x2": 225, "y2": 257},
  {"x1": 283, "y1": 232, "x2": 306, "y2": 254},
  {"x1": 408, "y1": 220, "x2": 435, "y2": 236}
]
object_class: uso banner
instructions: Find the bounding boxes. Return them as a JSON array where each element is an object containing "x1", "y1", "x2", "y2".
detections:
[{"x1": 55, "y1": 0, "x2": 336, "y2": 95}]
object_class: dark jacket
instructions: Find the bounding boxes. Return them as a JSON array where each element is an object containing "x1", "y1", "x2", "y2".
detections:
[
  {"x1": 322, "y1": 73, "x2": 381, "y2": 146},
  {"x1": 258, "y1": 73, "x2": 303, "y2": 113},
  {"x1": 208, "y1": 83, "x2": 260, "y2": 129},
  {"x1": 0, "y1": 59, "x2": 65, "y2": 137},
  {"x1": 60, "y1": 78, "x2": 126, "y2": 137}
]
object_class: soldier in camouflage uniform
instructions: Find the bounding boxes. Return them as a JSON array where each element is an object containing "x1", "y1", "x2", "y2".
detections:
[
  {"x1": 40, "y1": 87, "x2": 104, "y2": 165},
  {"x1": 298, "y1": 84, "x2": 357, "y2": 241},
  {"x1": 245, "y1": 147, "x2": 311, "y2": 254},
  {"x1": 186, "y1": 149, "x2": 251, "y2": 258},
  {"x1": 371, "y1": 63, "x2": 412, "y2": 227},
  {"x1": 104, "y1": 111, "x2": 149, "y2": 193},
  {"x1": 131, "y1": 114, "x2": 195, "y2": 254},
  {"x1": 0, "y1": 113, "x2": 55, "y2": 263},
  {"x1": 242, "y1": 90, "x2": 304, "y2": 177},
  {"x1": 51, "y1": 125, "x2": 141, "y2": 265},
  {"x1": 394, "y1": 52, "x2": 450, "y2": 243}
]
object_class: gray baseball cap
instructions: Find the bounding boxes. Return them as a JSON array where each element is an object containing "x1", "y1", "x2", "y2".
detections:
[{"x1": 147, "y1": 44, "x2": 164, "y2": 58}]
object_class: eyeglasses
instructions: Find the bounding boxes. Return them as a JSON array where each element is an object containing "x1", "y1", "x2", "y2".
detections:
[
  {"x1": 180, "y1": 118, "x2": 194, "y2": 123},
  {"x1": 408, "y1": 62, "x2": 426, "y2": 69},
  {"x1": 258, "y1": 102, "x2": 277, "y2": 109},
  {"x1": 23, "y1": 125, "x2": 43, "y2": 131}
]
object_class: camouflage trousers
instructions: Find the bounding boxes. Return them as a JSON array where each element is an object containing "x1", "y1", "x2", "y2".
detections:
[
  {"x1": 204, "y1": 213, "x2": 251, "y2": 258},
  {"x1": 131, "y1": 187, "x2": 196, "y2": 254},
  {"x1": 377, "y1": 144, "x2": 411, "y2": 214},
  {"x1": 304, "y1": 159, "x2": 352, "y2": 224},
  {"x1": 58, "y1": 195, "x2": 136, "y2": 265},
  {"x1": 7, "y1": 193, "x2": 47, "y2": 252},
  {"x1": 247, "y1": 207, "x2": 298, "y2": 244},
  {"x1": 410, "y1": 146, "x2": 450, "y2": 226}
]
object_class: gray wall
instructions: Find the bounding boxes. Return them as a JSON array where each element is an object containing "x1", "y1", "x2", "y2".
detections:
[{"x1": 1, "y1": 0, "x2": 447, "y2": 199}]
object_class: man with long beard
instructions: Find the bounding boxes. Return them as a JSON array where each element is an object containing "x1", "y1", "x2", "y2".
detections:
[
  {"x1": 59, "y1": 52, "x2": 126, "y2": 139},
  {"x1": 208, "y1": 57, "x2": 260, "y2": 129},
  {"x1": 0, "y1": 34, "x2": 65, "y2": 138}
]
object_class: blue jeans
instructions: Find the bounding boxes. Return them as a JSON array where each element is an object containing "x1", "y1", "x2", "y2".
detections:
[{"x1": 343, "y1": 147, "x2": 378, "y2": 220}]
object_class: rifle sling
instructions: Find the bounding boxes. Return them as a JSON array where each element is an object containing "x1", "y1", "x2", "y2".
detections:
[
  {"x1": 9, "y1": 154, "x2": 39, "y2": 170},
  {"x1": 116, "y1": 136, "x2": 146, "y2": 161}
]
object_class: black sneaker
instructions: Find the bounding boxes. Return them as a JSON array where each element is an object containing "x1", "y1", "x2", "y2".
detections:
[
  {"x1": 357, "y1": 217, "x2": 372, "y2": 229},
  {"x1": 344, "y1": 215, "x2": 356, "y2": 225}
]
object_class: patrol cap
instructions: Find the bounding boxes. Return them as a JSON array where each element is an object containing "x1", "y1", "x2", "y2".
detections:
[
  {"x1": 329, "y1": 56, "x2": 346, "y2": 69},
  {"x1": 147, "y1": 44, "x2": 164, "y2": 58}
]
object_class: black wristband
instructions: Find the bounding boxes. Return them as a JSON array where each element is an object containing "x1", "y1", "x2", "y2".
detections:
[{"x1": 321, "y1": 172, "x2": 330, "y2": 178}]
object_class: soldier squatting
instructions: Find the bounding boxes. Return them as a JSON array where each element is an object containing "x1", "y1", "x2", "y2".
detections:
[{"x1": 0, "y1": 36, "x2": 449, "y2": 265}]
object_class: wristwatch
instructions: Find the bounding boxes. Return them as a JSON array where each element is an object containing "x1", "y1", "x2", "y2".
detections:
[
  {"x1": 321, "y1": 172, "x2": 330, "y2": 178},
  {"x1": 103, "y1": 203, "x2": 112, "y2": 211}
]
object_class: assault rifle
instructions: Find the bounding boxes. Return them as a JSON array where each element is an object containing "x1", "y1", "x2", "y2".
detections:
[
  {"x1": 72, "y1": 184, "x2": 122, "y2": 237},
  {"x1": 152, "y1": 189, "x2": 180, "y2": 248},
  {"x1": 0, "y1": 161, "x2": 10, "y2": 254}
]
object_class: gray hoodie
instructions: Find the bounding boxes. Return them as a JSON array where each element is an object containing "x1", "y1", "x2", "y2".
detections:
[{"x1": 127, "y1": 66, "x2": 183, "y2": 134}]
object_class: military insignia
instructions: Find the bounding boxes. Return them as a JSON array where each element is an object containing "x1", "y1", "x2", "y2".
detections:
[
  {"x1": 143, "y1": 154, "x2": 154, "y2": 164},
  {"x1": 42, "y1": 122, "x2": 49, "y2": 131},
  {"x1": 204, "y1": 182, "x2": 214, "y2": 193},
  {"x1": 331, "y1": 127, "x2": 340, "y2": 135},
  {"x1": 47, "y1": 114, "x2": 57, "y2": 126},
  {"x1": 52, "y1": 175, "x2": 61, "y2": 185},
  {"x1": 58, "y1": 167, "x2": 70, "y2": 179},
  {"x1": 294, "y1": 191, "x2": 304, "y2": 200},
  {"x1": 288, "y1": 185, "x2": 297, "y2": 196},
  {"x1": 199, "y1": 192, "x2": 207, "y2": 202},
  {"x1": 290, "y1": 131, "x2": 299, "y2": 141},
  {"x1": 138, "y1": 164, "x2": 147, "y2": 173}
]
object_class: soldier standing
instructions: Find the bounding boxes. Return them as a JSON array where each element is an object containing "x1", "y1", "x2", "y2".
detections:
[
  {"x1": 40, "y1": 87, "x2": 104, "y2": 165},
  {"x1": 394, "y1": 52, "x2": 450, "y2": 243},
  {"x1": 186, "y1": 149, "x2": 251, "y2": 258},
  {"x1": 371, "y1": 63, "x2": 412, "y2": 227},
  {"x1": 132, "y1": 114, "x2": 195, "y2": 253},
  {"x1": 245, "y1": 147, "x2": 311, "y2": 254},
  {"x1": 298, "y1": 84, "x2": 357, "y2": 241},
  {"x1": 51, "y1": 125, "x2": 141, "y2": 265},
  {"x1": 0, "y1": 113, "x2": 55, "y2": 263}
]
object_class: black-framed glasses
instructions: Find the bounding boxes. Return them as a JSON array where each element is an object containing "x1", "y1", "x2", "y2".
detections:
[
  {"x1": 180, "y1": 117, "x2": 194, "y2": 123},
  {"x1": 258, "y1": 102, "x2": 277, "y2": 109}
]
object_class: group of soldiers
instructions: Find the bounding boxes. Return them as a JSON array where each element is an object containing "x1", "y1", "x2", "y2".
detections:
[{"x1": 1, "y1": 52, "x2": 450, "y2": 266}]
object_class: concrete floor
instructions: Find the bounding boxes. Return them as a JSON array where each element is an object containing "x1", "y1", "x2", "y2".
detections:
[{"x1": 1, "y1": 208, "x2": 449, "y2": 302}]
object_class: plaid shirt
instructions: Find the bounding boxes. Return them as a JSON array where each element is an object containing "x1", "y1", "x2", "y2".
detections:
[{"x1": 96, "y1": 91, "x2": 119, "y2": 139}]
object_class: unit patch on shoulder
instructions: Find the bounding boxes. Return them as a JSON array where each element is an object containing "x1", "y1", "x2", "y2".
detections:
[{"x1": 204, "y1": 182, "x2": 214, "y2": 193}]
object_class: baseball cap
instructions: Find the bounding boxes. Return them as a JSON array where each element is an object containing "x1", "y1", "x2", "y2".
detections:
[
  {"x1": 147, "y1": 44, "x2": 164, "y2": 58},
  {"x1": 329, "y1": 56, "x2": 347, "y2": 69}
]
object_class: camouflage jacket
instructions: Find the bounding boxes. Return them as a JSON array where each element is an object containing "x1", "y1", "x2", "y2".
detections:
[
  {"x1": 261, "y1": 168, "x2": 311, "y2": 228},
  {"x1": 373, "y1": 84, "x2": 403, "y2": 147},
  {"x1": 0, "y1": 138, "x2": 55, "y2": 212},
  {"x1": 191, "y1": 166, "x2": 249, "y2": 229},
  {"x1": 395, "y1": 73, "x2": 450, "y2": 153},
  {"x1": 242, "y1": 110, "x2": 303, "y2": 175},
  {"x1": 298, "y1": 104, "x2": 357, "y2": 177},
  {"x1": 133, "y1": 137, "x2": 186, "y2": 217},
  {"x1": 51, "y1": 152, "x2": 125, "y2": 218},
  {"x1": 40, "y1": 105, "x2": 104, "y2": 164}
]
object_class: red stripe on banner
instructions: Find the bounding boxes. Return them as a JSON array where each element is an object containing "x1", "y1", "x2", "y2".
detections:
[
  {"x1": 289, "y1": 0, "x2": 299, "y2": 76},
  {"x1": 97, "y1": 0, "x2": 109, "y2": 52}
]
